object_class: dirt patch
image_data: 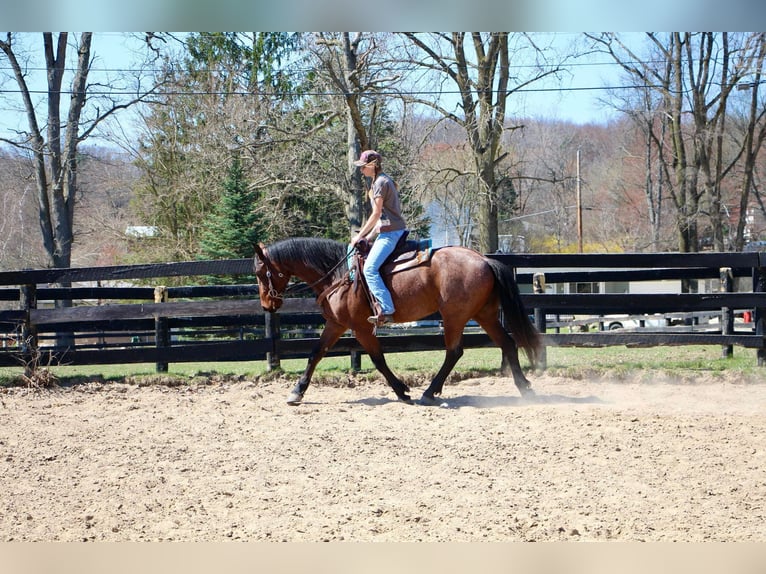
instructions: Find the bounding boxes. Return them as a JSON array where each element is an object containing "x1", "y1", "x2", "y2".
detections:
[{"x1": 1, "y1": 371, "x2": 765, "y2": 541}]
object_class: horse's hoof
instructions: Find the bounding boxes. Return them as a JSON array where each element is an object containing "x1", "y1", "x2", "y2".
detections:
[
  {"x1": 417, "y1": 394, "x2": 440, "y2": 407},
  {"x1": 397, "y1": 393, "x2": 412, "y2": 404},
  {"x1": 520, "y1": 387, "x2": 536, "y2": 399},
  {"x1": 286, "y1": 391, "x2": 304, "y2": 405}
]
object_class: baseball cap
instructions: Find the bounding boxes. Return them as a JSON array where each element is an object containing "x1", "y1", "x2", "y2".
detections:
[{"x1": 353, "y1": 149, "x2": 381, "y2": 166}]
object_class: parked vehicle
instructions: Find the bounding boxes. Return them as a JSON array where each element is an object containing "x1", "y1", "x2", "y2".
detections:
[{"x1": 602, "y1": 314, "x2": 666, "y2": 330}]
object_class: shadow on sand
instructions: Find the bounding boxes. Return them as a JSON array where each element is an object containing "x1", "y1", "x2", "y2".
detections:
[
  {"x1": 440, "y1": 392, "x2": 605, "y2": 409},
  {"x1": 350, "y1": 392, "x2": 605, "y2": 409}
]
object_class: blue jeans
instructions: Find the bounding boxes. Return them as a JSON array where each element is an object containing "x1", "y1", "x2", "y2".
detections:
[{"x1": 363, "y1": 229, "x2": 406, "y2": 315}]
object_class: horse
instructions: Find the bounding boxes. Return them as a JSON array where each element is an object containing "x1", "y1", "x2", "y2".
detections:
[{"x1": 253, "y1": 237, "x2": 541, "y2": 406}]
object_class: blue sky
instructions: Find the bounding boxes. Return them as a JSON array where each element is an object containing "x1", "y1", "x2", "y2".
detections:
[{"x1": 0, "y1": 31, "x2": 625, "y2": 143}]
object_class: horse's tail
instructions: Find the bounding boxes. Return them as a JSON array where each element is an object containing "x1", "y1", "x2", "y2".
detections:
[{"x1": 486, "y1": 258, "x2": 542, "y2": 369}]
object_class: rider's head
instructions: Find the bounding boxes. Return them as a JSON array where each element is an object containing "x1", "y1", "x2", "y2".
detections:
[{"x1": 354, "y1": 150, "x2": 382, "y2": 175}]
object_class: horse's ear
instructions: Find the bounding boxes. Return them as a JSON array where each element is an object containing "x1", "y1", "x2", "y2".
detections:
[{"x1": 253, "y1": 242, "x2": 266, "y2": 262}]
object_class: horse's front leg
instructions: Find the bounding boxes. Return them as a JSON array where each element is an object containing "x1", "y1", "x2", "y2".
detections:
[
  {"x1": 286, "y1": 320, "x2": 346, "y2": 405},
  {"x1": 354, "y1": 327, "x2": 411, "y2": 402}
]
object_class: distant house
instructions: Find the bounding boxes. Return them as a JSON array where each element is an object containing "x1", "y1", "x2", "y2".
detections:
[{"x1": 125, "y1": 226, "x2": 159, "y2": 238}]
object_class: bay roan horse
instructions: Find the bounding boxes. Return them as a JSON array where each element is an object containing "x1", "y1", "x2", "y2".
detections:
[{"x1": 253, "y1": 237, "x2": 541, "y2": 406}]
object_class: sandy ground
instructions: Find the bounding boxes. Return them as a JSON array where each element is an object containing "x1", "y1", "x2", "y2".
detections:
[{"x1": 1, "y1": 371, "x2": 765, "y2": 542}]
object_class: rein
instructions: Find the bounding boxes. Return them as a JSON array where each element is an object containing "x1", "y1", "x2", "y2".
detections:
[{"x1": 261, "y1": 247, "x2": 353, "y2": 301}]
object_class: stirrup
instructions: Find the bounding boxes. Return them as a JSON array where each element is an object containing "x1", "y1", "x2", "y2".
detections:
[{"x1": 367, "y1": 313, "x2": 394, "y2": 326}]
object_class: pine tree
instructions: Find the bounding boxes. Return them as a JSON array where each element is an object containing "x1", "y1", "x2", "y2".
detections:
[{"x1": 199, "y1": 156, "x2": 263, "y2": 283}]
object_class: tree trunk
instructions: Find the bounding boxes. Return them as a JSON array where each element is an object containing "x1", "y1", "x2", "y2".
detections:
[
  {"x1": 402, "y1": 32, "x2": 530, "y2": 254},
  {"x1": 0, "y1": 33, "x2": 93, "y2": 348},
  {"x1": 734, "y1": 34, "x2": 766, "y2": 250},
  {"x1": 342, "y1": 33, "x2": 367, "y2": 233},
  {"x1": 477, "y1": 155, "x2": 499, "y2": 253}
]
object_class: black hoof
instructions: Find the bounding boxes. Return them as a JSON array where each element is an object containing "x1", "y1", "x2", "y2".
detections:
[
  {"x1": 286, "y1": 391, "x2": 304, "y2": 405},
  {"x1": 417, "y1": 393, "x2": 441, "y2": 406}
]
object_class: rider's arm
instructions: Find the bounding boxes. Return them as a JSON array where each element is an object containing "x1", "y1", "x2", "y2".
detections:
[{"x1": 352, "y1": 195, "x2": 384, "y2": 245}]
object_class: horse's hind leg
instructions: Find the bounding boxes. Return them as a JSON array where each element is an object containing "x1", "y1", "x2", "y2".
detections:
[
  {"x1": 287, "y1": 321, "x2": 346, "y2": 405},
  {"x1": 475, "y1": 310, "x2": 534, "y2": 397}
]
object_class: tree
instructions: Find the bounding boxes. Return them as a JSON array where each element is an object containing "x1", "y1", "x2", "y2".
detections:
[
  {"x1": 729, "y1": 33, "x2": 766, "y2": 250},
  {"x1": 130, "y1": 60, "x2": 228, "y2": 263},
  {"x1": 296, "y1": 33, "x2": 429, "y2": 239},
  {"x1": 130, "y1": 32, "x2": 329, "y2": 261},
  {"x1": 0, "y1": 32, "x2": 166, "y2": 346},
  {"x1": 310, "y1": 33, "x2": 405, "y2": 233},
  {"x1": 199, "y1": 155, "x2": 263, "y2": 283},
  {"x1": 400, "y1": 33, "x2": 563, "y2": 253},
  {"x1": 589, "y1": 32, "x2": 766, "y2": 253},
  {"x1": 0, "y1": 32, "x2": 90, "y2": 271},
  {"x1": 0, "y1": 33, "x2": 163, "y2": 270}
]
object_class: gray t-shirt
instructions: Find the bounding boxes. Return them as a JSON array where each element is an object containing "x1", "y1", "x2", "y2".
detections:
[{"x1": 372, "y1": 173, "x2": 407, "y2": 231}]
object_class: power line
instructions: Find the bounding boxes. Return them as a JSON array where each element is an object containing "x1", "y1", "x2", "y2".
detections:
[
  {"x1": 0, "y1": 82, "x2": 728, "y2": 98},
  {"x1": 0, "y1": 58, "x2": 702, "y2": 77},
  {"x1": 1, "y1": 61, "x2": 751, "y2": 99}
]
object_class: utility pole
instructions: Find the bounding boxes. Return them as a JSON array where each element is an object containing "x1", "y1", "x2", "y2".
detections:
[{"x1": 576, "y1": 148, "x2": 583, "y2": 253}]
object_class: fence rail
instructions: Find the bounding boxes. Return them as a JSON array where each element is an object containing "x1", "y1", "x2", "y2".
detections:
[{"x1": 0, "y1": 251, "x2": 764, "y2": 372}]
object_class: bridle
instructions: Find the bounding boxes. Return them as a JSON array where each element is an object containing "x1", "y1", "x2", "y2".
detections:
[
  {"x1": 264, "y1": 268, "x2": 285, "y2": 302},
  {"x1": 254, "y1": 242, "x2": 355, "y2": 303},
  {"x1": 254, "y1": 245, "x2": 286, "y2": 303}
]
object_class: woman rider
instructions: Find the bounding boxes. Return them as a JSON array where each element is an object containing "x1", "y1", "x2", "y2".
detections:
[{"x1": 349, "y1": 149, "x2": 408, "y2": 326}]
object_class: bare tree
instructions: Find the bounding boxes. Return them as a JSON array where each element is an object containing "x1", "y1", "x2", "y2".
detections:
[
  {"x1": 729, "y1": 33, "x2": 766, "y2": 250},
  {"x1": 587, "y1": 33, "x2": 699, "y2": 253},
  {"x1": 310, "y1": 32, "x2": 402, "y2": 233},
  {"x1": 0, "y1": 33, "x2": 165, "y2": 346},
  {"x1": 399, "y1": 33, "x2": 563, "y2": 253},
  {"x1": 0, "y1": 32, "x2": 164, "y2": 270},
  {"x1": 589, "y1": 32, "x2": 766, "y2": 253}
]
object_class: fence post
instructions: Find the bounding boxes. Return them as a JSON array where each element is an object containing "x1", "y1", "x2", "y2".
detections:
[
  {"x1": 265, "y1": 311, "x2": 281, "y2": 371},
  {"x1": 154, "y1": 286, "x2": 169, "y2": 373},
  {"x1": 350, "y1": 348, "x2": 362, "y2": 372},
  {"x1": 752, "y1": 259, "x2": 766, "y2": 367},
  {"x1": 533, "y1": 272, "x2": 547, "y2": 370},
  {"x1": 19, "y1": 284, "x2": 38, "y2": 377},
  {"x1": 720, "y1": 267, "x2": 734, "y2": 359},
  {"x1": 754, "y1": 261, "x2": 766, "y2": 367}
]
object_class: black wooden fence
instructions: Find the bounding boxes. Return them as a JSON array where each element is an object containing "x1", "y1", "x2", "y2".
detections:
[
  {"x1": 513, "y1": 251, "x2": 766, "y2": 366},
  {"x1": 0, "y1": 250, "x2": 764, "y2": 372}
]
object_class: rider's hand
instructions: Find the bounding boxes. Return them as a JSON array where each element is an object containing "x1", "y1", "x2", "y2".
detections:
[{"x1": 353, "y1": 237, "x2": 369, "y2": 253}]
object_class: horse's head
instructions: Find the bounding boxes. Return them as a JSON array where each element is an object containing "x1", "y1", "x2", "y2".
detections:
[{"x1": 253, "y1": 243, "x2": 289, "y2": 312}]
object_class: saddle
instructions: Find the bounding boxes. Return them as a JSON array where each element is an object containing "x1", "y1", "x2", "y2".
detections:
[
  {"x1": 355, "y1": 231, "x2": 434, "y2": 275},
  {"x1": 317, "y1": 235, "x2": 434, "y2": 313},
  {"x1": 351, "y1": 233, "x2": 435, "y2": 325}
]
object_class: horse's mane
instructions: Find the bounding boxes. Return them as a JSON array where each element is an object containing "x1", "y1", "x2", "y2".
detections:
[{"x1": 267, "y1": 237, "x2": 349, "y2": 282}]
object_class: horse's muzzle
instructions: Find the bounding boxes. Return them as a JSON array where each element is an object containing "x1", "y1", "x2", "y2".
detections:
[{"x1": 261, "y1": 299, "x2": 283, "y2": 313}]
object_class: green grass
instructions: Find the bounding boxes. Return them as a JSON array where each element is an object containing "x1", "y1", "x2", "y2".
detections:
[
  {"x1": 2, "y1": 344, "x2": 765, "y2": 387},
  {"x1": 540, "y1": 344, "x2": 766, "y2": 382}
]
